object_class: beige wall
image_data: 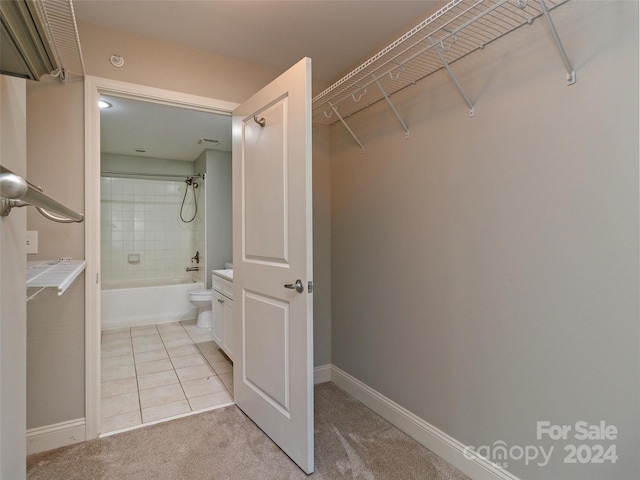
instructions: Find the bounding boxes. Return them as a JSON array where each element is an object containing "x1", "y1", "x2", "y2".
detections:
[
  {"x1": 330, "y1": 2, "x2": 638, "y2": 479},
  {"x1": 26, "y1": 20, "x2": 333, "y2": 431},
  {"x1": 312, "y1": 123, "x2": 332, "y2": 366},
  {"x1": 78, "y1": 21, "x2": 280, "y2": 103},
  {"x1": 1, "y1": 75, "x2": 28, "y2": 479},
  {"x1": 26, "y1": 79, "x2": 86, "y2": 428},
  {"x1": 77, "y1": 21, "x2": 328, "y2": 100}
]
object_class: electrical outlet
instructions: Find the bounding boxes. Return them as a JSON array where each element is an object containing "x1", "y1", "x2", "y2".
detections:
[
  {"x1": 60, "y1": 257, "x2": 72, "y2": 261},
  {"x1": 26, "y1": 231, "x2": 38, "y2": 254}
]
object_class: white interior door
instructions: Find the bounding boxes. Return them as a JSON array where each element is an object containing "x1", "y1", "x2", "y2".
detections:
[{"x1": 232, "y1": 57, "x2": 313, "y2": 474}]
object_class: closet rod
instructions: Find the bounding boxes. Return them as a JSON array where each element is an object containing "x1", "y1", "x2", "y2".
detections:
[
  {"x1": 0, "y1": 166, "x2": 84, "y2": 223},
  {"x1": 101, "y1": 171, "x2": 204, "y2": 181}
]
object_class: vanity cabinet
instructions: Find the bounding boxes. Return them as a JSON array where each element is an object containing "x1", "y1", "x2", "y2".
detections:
[{"x1": 212, "y1": 272, "x2": 234, "y2": 361}]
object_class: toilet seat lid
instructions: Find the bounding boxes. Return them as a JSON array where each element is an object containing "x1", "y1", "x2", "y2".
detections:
[{"x1": 190, "y1": 289, "x2": 212, "y2": 299}]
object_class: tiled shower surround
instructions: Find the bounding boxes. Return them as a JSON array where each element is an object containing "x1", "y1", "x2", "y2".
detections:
[{"x1": 101, "y1": 176, "x2": 205, "y2": 284}]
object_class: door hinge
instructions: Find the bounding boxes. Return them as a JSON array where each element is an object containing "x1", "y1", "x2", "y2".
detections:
[{"x1": 308, "y1": 281, "x2": 313, "y2": 293}]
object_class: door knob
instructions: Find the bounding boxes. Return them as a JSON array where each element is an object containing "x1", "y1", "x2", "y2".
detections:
[{"x1": 284, "y1": 279, "x2": 304, "y2": 293}]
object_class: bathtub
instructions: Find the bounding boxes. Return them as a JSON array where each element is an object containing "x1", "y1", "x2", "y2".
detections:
[{"x1": 101, "y1": 278, "x2": 204, "y2": 330}]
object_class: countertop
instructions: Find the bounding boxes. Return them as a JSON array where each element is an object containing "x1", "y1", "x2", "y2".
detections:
[{"x1": 212, "y1": 269, "x2": 233, "y2": 282}]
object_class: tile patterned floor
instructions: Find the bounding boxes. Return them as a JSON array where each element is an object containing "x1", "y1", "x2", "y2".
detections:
[{"x1": 101, "y1": 320, "x2": 233, "y2": 434}]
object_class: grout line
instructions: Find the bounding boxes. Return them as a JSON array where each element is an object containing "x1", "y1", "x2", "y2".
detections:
[
  {"x1": 101, "y1": 321, "x2": 233, "y2": 434},
  {"x1": 139, "y1": 323, "x2": 178, "y2": 423},
  {"x1": 132, "y1": 328, "x2": 143, "y2": 424},
  {"x1": 170, "y1": 322, "x2": 193, "y2": 413},
  {"x1": 99, "y1": 401, "x2": 235, "y2": 438},
  {"x1": 194, "y1": 340, "x2": 233, "y2": 398}
]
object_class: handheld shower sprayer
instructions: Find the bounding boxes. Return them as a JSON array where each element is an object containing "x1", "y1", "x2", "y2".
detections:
[{"x1": 180, "y1": 176, "x2": 200, "y2": 223}]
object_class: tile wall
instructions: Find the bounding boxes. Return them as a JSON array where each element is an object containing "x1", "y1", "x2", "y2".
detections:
[{"x1": 101, "y1": 176, "x2": 205, "y2": 284}]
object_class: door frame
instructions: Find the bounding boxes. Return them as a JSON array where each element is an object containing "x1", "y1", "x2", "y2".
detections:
[{"x1": 84, "y1": 75, "x2": 238, "y2": 439}]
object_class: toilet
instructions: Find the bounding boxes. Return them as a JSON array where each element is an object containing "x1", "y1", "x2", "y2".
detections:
[{"x1": 188, "y1": 289, "x2": 213, "y2": 328}]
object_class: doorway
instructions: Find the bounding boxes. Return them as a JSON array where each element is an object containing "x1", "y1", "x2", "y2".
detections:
[
  {"x1": 85, "y1": 76, "x2": 239, "y2": 438},
  {"x1": 99, "y1": 94, "x2": 235, "y2": 432},
  {"x1": 86, "y1": 61, "x2": 316, "y2": 473}
]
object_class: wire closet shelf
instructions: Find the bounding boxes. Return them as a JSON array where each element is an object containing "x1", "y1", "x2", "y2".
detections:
[
  {"x1": 35, "y1": 0, "x2": 86, "y2": 82},
  {"x1": 312, "y1": 0, "x2": 573, "y2": 150}
]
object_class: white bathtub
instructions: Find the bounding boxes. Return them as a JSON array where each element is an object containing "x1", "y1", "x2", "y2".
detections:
[{"x1": 101, "y1": 278, "x2": 204, "y2": 330}]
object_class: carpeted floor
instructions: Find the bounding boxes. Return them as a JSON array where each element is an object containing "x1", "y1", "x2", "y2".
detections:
[{"x1": 27, "y1": 382, "x2": 470, "y2": 479}]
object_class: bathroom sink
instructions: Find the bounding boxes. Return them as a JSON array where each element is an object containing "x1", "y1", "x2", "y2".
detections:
[{"x1": 212, "y1": 269, "x2": 233, "y2": 281}]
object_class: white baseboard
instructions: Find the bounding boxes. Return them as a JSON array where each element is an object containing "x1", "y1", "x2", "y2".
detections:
[
  {"x1": 313, "y1": 364, "x2": 332, "y2": 384},
  {"x1": 29, "y1": 368, "x2": 330, "y2": 456},
  {"x1": 329, "y1": 365, "x2": 520, "y2": 480},
  {"x1": 26, "y1": 366, "x2": 516, "y2": 479},
  {"x1": 27, "y1": 418, "x2": 86, "y2": 455}
]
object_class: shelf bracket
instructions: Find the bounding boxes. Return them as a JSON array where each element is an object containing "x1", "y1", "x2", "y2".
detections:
[
  {"x1": 429, "y1": 36, "x2": 475, "y2": 117},
  {"x1": 372, "y1": 75, "x2": 410, "y2": 138},
  {"x1": 329, "y1": 102, "x2": 365, "y2": 153},
  {"x1": 538, "y1": 0, "x2": 576, "y2": 85},
  {"x1": 26, "y1": 287, "x2": 46, "y2": 303}
]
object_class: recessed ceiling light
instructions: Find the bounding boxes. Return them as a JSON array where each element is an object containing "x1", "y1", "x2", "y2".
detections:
[{"x1": 98, "y1": 100, "x2": 112, "y2": 109}]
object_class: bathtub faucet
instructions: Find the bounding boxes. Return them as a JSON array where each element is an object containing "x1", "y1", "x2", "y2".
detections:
[
  {"x1": 186, "y1": 266, "x2": 200, "y2": 272},
  {"x1": 191, "y1": 251, "x2": 200, "y2": 264}
]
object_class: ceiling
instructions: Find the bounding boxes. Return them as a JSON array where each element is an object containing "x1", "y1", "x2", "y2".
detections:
[
  {"x1": 100, "y1": 95, "x2": 232, "y2": 160},
  {"x1": 82, "y1": 1, "x2": 444, "y2": 163},
  {"x1": 73, "y1": 0, "x2": 443, "y2": 83}
]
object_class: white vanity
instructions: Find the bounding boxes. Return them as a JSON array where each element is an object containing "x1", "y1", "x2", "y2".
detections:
[{"x1": 211, "y1": 269, "x2": 234, "y2": 361}]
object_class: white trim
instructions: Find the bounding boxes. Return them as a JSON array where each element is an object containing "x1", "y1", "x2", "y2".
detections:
[
  {"x1": 84, "y1": 76, "x2": 239, "y2": 115},
  {"x1": 329, "y1": 365, "x2": 521, "y2": 480},
  {"x1": 27, "y1": 418, "x2": 86, "y2": 455},
  {"x1": 29, "y1": 367, "x2": 516, "y2": 479},
  {"x1": 313, "y1": 364, "x2": 332, "y2": 384},
  {"x1": 84, "y1": 76, "x2": 239, "y2": 441},
  {"x1": 84, "y1": 76, "x2": 101, "y2": 441}
]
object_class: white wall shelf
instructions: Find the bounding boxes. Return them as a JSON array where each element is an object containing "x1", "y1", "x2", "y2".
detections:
[
  {"x1": 312, "y1": 0, "x2": 573, "y2": 151},
  {"x1": 27, "y1": 259, "x2": 87, "y2": 301}
]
